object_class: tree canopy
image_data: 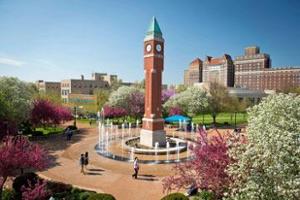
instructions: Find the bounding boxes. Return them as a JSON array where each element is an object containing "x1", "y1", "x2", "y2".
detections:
[{"x1": 227, "y1": 93, "x2": 300, "y2": 200}]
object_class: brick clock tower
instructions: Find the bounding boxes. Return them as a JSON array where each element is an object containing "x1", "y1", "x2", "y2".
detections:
[{"x1": 140, "y1": 17, "x2": 166, "y2": 147}]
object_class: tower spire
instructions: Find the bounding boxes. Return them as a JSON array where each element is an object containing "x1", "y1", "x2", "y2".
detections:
[{"x1": 146, "y1": 16, "x2": 162, "y2": 37}]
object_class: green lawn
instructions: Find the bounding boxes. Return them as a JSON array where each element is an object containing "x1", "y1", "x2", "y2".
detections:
[
  {"x1": 35, "y1": 127, "x2": 64, "y2": 135},
  {"x1": 192, "y1": 112, "x2": 248, "y2": 125}
]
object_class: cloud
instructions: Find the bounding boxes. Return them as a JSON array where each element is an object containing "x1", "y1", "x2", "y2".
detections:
[{"x1": 0, "y1": 57, "x2": 25, "y2": 67}]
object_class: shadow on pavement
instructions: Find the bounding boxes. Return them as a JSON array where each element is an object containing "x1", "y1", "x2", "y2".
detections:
[
  {"x1": 33, "y1": 126, "x2": 91, "y2": 170},
  {"x1": 88, "y1": 168, "x2": 105, "y2": 172}
]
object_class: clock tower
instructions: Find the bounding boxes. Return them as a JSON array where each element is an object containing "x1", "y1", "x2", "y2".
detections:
[{"x1": 140, "y1": 17, "x2": 166, "y2": 147}]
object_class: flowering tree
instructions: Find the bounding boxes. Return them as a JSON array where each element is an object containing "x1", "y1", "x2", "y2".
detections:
[
  {"x1": 31, "y1": 99, "x2": 72, "y2": 126},
  {"x1": 0, "y1": 77, "x2": 37, "y2": 137},
  {"x1": 161, "y1": 89, "x2": 175, "y2": 104},
  {"x1": 0, "y1": 136, "x2": 50, "y2": 199},
  {"x1": 103, "y1": 106, "x2": 127, "y2": 118},
  {"x1": 107, "y1": 86, "x2": 144, "y2": 118},
  {"x1": 168, "y1": 107, "x2": 183, "y2": 116},
  {"x1": 128, "y1": 92, "x2": 144, "y2": 119},
  {"x1": 164, "y1": 87, "x2": 208, "y2": 117},
  {"x1": 21, "y1": 180, "x2": 49, "y2": 200},
  {"x1": 226, "y1": 94, "x2": 300, "y2": 200},
  {"x1": 163, "y1": 129, "x2": 233, "y2": 197}
]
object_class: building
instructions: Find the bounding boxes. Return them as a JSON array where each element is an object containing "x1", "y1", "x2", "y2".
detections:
[
  {"x1": 141, "y1": 17, "x2": 166, "y2": 147},
  {"x1": 234, "y1": 46, "x2": 300, "y2": 91},
  {"x1": 202, "y1": 54, "x2": 235, "y2": 87},
  {"x1": 184, "y1": 46, "x2": 300, "y2": 92},
  {"x1": 61, "y1": 73, "x2": 111, "y2": 103},
  {"x1": 184, "y1": 58, "x2": 203, "y2": 86},
  {"x1": 36, "y1": 80, "x2": 61, "y2": 96}
]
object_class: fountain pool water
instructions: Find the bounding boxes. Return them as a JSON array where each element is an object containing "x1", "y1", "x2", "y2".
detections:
[
  {"x1": 95, "y1": 121, "x2": 195, "y2": 164},
  {"x1": 166, "y1": 142, "x2": 170, "y2": 162}
]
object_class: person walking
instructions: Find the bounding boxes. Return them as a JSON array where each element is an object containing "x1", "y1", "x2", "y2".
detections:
[
  {"x1": 132, "y1": 157, "x2": 139, "y2": 179},
  {"x1": 84, "y1": 152, "x2": 89, "y2": 170},
  {"x1": 80, "y1": 154, "x2": 85, "y2": 174}
]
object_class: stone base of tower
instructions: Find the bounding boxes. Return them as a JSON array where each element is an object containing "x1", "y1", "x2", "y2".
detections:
[{"x1": 140, "y1": 129, "x2": 166, "y2": 147}]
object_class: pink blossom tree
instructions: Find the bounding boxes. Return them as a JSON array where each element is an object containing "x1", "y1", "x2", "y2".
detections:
[
  {"x1": 21, "y1": 180, "x2": 49, "y2": 200},
  {"x1": 161, "y1": 89, "x2": 175, "y2": 104},
  {"x1": 31, "y1": 99, "x2": 72, "y2": 127},
  {"x1": 103, "y1": 106, "x2": 127, "y2": 118},
  {"x1": 128, "y1": 92, "x2": 144, "y2": 119},
  {"x1": 0, "y1": 136, "x2": 50, "y2": 199},
  {"x1": 163, "y1": 129, "x2": 233, "y2": 198},
  {"x1": 168, "y1": 107, "x2": 183, "y2": 116}
]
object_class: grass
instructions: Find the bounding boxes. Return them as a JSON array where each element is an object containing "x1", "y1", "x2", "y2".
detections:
[
  {"x1": 77, "y1": 112, "x2": 248, "y2": 127},
  {"x1": 35, "y1": 127, "x2": 64, "y2": 135},
  {"x1": 192, "y1": 112, "x2": 248, "y2": 125}
]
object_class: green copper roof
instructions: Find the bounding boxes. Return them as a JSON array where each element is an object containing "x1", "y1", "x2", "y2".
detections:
[{"x1": 146, "y1": 17, "x2": 162, "y2": 37}]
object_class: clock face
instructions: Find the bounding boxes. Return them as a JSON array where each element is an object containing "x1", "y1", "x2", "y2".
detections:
[
  {"x1": 156, "y1": 44, "x2": 162, "y2": 52},
  {"x1": 146, "y1": 44, "x2": 152, "y2": 52}
]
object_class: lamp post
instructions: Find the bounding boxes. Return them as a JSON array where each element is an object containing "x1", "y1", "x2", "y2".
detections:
[{"x1": 73, "y1": 106, "x2": 77, "y2": 127}]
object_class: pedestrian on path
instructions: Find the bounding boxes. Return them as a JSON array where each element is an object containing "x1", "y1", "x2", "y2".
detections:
[
  {"x1": 80, "y1": 154, "x2": 85, "y2": 174},
  {"x1": 84, "y1": 152, "x2": 89, "y2": 170},
  {"x1": 132, "y1": 157, "x2": 139, "y2": 179}
]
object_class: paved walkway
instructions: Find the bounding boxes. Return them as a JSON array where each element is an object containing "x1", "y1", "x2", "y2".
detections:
[
  {"x1": 38, "y1": 123, "x2": 173, "y2": 200},
  {"x1": 37, "y1": 122, "x2": 238, "y2": 200}
]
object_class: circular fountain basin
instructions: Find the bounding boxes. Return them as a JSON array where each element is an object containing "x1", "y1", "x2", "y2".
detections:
[{"x1": 123, "y1": 137, "x2": 187, "y2": 155}]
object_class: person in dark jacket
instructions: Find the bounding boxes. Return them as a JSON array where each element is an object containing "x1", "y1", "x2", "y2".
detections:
[
  {"x1": 80, "y1": 154, "x2": 85, "y2": 174},
  {"x1": 84, "y1": 152, "x2": 89, "y2": 170}
]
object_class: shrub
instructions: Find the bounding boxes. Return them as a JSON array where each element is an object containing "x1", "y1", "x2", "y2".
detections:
[
  {"x1": 46, "y1": 180, "x2": 73, "y2": 198},
  {"x1": 161, "y1": 193, "x2": 189, "y2": 200},
  {"x1": 2, "y1": 188, "x2": 15, "y2": 200},
  {"x1": 79, "y1": 192, "x2": 94, "y2": 200},
  {"x1": 192, "y1": 190, "x2": 215, "y2": 200},
  {"x1": 31, "y1": 131, "x2": 44, "y2": 137},
  {"x1": 87, "y1": 193, "x2": 116, "y2": 200},
  {"x1": 12, "y1": 172, "x2": 39, "y2": 199}
]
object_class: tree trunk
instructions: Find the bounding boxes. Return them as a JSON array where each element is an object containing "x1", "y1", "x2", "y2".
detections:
[
  {"x1": 234, "y1": 112, "x2": 237, "y2": 128},
  {"x1": 212, "y1": 114, "x2": 217, "y2": 125},
  {"x1": 0, "y1": 177, "x2": 8, "y2": 200}
]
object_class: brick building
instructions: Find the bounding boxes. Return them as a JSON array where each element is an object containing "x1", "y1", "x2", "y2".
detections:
[
  {"x1": 184, "y1": 46, "x2": 300, "y2": 92},
  {"x1": 184, "y1": 58, "x2": 203, "y2": 86},
  {"x1": 202, "y1": 54, "x2": 235, "y2": 87},
  {"x1": 61, "y1": 73, "x2": 111, "y2": 103},
  {"x1": 36, "y1": 80, "x2": 61, "y2": 96},
  {"x1": 234, "y1": 47, "x2": 300, "y2": 91}
]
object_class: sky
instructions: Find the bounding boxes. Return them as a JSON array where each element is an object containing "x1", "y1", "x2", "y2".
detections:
[{"x1": 0, "y1": 0, "x2": 299, "y2": 85}]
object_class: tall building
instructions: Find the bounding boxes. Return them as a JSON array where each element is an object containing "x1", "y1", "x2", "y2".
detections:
[
  {"x1": 234, "y1": 46, "x2": 300, "y2": 91},
  {"x1": 141, "y1": 17, "x2": 166, "y2": 147},
  {"x1": 184, "y1": 58, "x2": 203, "y2": 86},
  {"x1": 36, "y1": 80, "x2": 61, "y2": 96},
  {"x1": 202, "y1": 54, "x2": 235, "y2": 87}
]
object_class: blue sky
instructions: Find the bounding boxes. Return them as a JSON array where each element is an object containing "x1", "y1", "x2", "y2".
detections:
[{"x1": 0, "y1": 0, "x2": 299, "y2": 84}]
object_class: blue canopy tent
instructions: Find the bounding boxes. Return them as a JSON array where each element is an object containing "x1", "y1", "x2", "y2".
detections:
[{"x1": 164, "y1": 115, "x2": 191, "y2": 123}]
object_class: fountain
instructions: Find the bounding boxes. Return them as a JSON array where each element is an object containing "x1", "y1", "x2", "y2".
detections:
[
  {"x1": 105, "y1": 131, "x2": 109, "y2": 153},
  {"x1": 155, "y1": 142, "x2": 159, "y2": 163},
  {"x1": 176, "y1": 140, "x2": 180, "y2": 162},
  {"x1": 130, "y1": 147, "x2": 135, "y2": 162},
  {"x1": 128, "y1": 122, "x2": 132, "y2": 138},
  {"x1": 166, "y1": 142, "x2": 170, "y2": 162}
]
